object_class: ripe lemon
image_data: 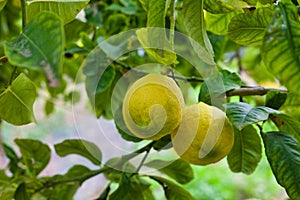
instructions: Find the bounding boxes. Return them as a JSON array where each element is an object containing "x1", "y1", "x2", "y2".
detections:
[
  {"x1": 171, "y1": 102, "x2": 234, "y2": 165},
  {"x1": 122, "y1": 73, "x2": 184, "y2": 140}
]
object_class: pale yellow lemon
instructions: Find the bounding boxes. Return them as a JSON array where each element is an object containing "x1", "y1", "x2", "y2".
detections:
[
  {"x1": 122, "y1": 74, "x2": 184, "y2": 140},
  {"x1": 171, "y1": 102, "x2": 234, "y2": 165}
]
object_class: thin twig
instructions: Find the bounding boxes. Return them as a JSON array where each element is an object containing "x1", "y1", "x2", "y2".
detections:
[{"x1": 20, "y1": 0, "x2": 27, "y2": 29}]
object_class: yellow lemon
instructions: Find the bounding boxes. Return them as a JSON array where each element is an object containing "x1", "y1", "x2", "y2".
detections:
[
  {"x1": 171, "y1": 102, "x2": 234, "y2": 165},
  {"x1": 122, "y1": 73, "x2": 184, "y2": 140}
]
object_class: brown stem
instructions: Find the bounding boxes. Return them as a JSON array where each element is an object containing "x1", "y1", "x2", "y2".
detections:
[{"x1": 225, "y1": 86, "x2": 288, "y2": 97}]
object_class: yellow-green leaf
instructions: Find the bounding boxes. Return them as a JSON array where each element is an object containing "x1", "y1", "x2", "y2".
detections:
[{"x1": 0, "y1": 74, "x2": 36, "y2": 125}]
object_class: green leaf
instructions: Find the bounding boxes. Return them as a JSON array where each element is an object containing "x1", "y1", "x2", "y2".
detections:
[
  {"x1": 206, "y1": 11, "x2": 239, "y2": 35},
  {"x1": 0, "y1": 73, "x2": 36, "y2": 125},
  {"x1": 54, "y1": 139, "x2": 102, "y2": 166},
  {"x1": 0, "y1": 170, "x2": 10, "y2": 184},
  {"x1": 204, "y1": 0, "x2": 248, "y2": 14},
  {"x1": 4, "y1": 12, "x2": 64, "y2": 87},
  {"x1": 180, "y1": 0, "x2": 214, "y2": 65},
  {"x1": 265, "y1": 90, "x2": 287, "y2": 109},
  {"x1": 109, "y1": 174, "x2": 154, "y2": 200},
  {"x1": 2, "y1": 143, "x2": 21, "y2": 174},
  {"x1": 228, "y1": 7, "x2": 273, "y2": 46},
  {"x1": 262, "y1": 2, "x2": 300, "y2": 94},
  {"x1": 227, "y1": 125, "x2": 262, "y2": 174},
  {"x1": 106, "y1": 0, "x2": 138, "y2": 15},
  {"x1": 103, "y1": 158, "x2": 136, "y2": 182},
  {"x1": 150, "y1": 176, "x2": 195, "y2": 200},
  {"x1": 26, "y1": 0, "x2": 89, "y2": 24},
  {"x1": 0, "y1": 0, "x2": 7, "y2": 11},
  {"x1": 14, "y1": 183, "x2": 29, "y2": 200},
  {"x1": 153, "y1": 134, "x2": 172, "y2": 150},
  {"x1": 0, "y1": 185, "x2": 16, "y2": 200},
  {"x1": 96, "y1": 66, "x2": 116, "y2": 94},
  {"x1": 271, "y1": 114, "x2": 300, "y2": 143},
  {"x1": 262, "y1": 132, "x2": 300, "y2": 200},
  {"x1": 15, "y1": 139, "x2": 51, "y2": 176},
  {"x1": 226, "y1": 102, "x2": 280, "y2": 129},
  {"x1": 145, "y1": 159, "x2": 194, "y2": 184}
]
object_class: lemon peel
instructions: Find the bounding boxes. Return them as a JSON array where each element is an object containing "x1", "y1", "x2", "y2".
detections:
[
  {"x1": 122, "y1": 74, "x2": 184, "y2": 140},
  {"x1": 171, "y1": 102, "x2": 234, "y2": 165}
]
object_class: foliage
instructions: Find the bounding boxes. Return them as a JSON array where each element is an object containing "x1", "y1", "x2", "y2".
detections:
[{"x1": 0, "y1": 0, "x2": 300, "y2": 199}]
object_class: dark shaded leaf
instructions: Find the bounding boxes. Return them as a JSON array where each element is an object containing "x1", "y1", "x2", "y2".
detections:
[
  {"x1": 227, "y1": 125, "x2": 262, "y2": 174},
  {"x1": 262, "y1": 132, "x2": 300, "y2": 200},
  {"x1": 14, "y1": 183, "x2": 29, "y2": 200},
  {"x1": 266, "y1": 90, "x2": 287, "y2": 109},
  {"x1": 109, "y1": 174, "x2": 154, "y2": 200},
  {"x1": 150, "y1": 176, "x2": 195, "y2": 200}
]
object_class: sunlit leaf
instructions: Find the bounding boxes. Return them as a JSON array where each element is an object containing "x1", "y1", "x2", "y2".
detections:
[
  {"x1": 262, "y1": 2, "x2": 300, "y2": 94},
  {"x1": 206, "y1": 11, "x2": 239, "y2": 35},
  {"x1": 4, "y1": 12, "x2": 64, "y2": 87},
  {"x1": 204, "y1": 0, "x2": 249, "y2": 14},
  {"x1": 15, "y1": 139, "x2": 51, "y2": 176},
  {"x1": 228, "y1": 7, "x2": 273, "y2": 46},
  {"x1": 262, "y1": 132, "x2": 300, "y2": 200},
  {"x1": 0, "y1": 73, "x2": 36, "y2": 125},
  {"x1": 54, "y1": 139, "x2": 102, "y2": 166},
  {"x1": 180, "y1": 0, "x2": 214, "y2": 65},
  {"x1": 227, "y1": 125, "x2": 262, "y2": 174},
  {"x1": 26, "y1": 0, "x2": 89, "y2": 24}
]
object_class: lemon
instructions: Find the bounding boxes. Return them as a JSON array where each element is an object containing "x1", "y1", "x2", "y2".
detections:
[
  {"x1": 122, "y1": 73, "x2": 184, "y2": 140},
  {"x1": 171, "y1": 102, "x2": 234, "y2": 165}
]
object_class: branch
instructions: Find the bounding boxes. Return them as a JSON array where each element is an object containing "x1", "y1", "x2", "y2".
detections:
[
  {"x1": 226, "y1": 86, "x2": 288, "y2": 97},
  {"x1": 20, "y1": 0, "x2": 27, "y2": 29},
  {"x1": 115, "y1": 60, "x2": 204, "y2": 82}
]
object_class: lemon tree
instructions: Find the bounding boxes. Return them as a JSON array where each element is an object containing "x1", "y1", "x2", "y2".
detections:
[{"x1": 0, "y1": 0, "x2": 300, "y2": 200}]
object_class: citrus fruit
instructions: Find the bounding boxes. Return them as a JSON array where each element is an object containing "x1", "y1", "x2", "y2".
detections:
[
  {"x1": 171, "y1": 102, "x2": 234, "y2": 165},
  {"x1": 122, "y1": 73, "x2": 184, "y2": 140}
]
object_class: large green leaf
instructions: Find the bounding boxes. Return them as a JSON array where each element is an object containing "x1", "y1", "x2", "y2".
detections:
[
  {"x1": 262, "y1": 132, "x2": 300, "y2": 200},
  {"x1": 228, "y1": 7, "x2": 273, "y2": 46},
  {"x1": 109, "y1": 174, "x2": 154, "y2": 200},
  {"x1": 181, "y1": 0, "x2": 214, "y2": 65},
  {"x1": 15, "y1": 139, "x2": 51, "y2": 176},
  {"x1": 262, "y1": 2, "x2": 300, "y2": 94},
  {"x1": 265, "y1": 90, "x2": 287, "y2": 110},
  {"x1": 54, "y1": 139, "x2": 102, "y2": 166},
  {"x1": 150, "y1": 176, "x2": 195, "y2": 200},
  {"x1": 26, "y1": 0, "x2": 89, "y2": 24},
  {"x1": 136, "y1": 0, "x2": 177, "y2": 65},
  {"x1": 144, "y1": 159, "x2": 194, "y2": 184},
  {"x1": 0, "y1": 73, "x2": 36, "y2": 125},
  {"x1": 227, "y1": 125, "x2": 262, "y2": 175},
  {"x1": 0, "y1": 0, "x2": 7, "y2": 11},
  {"x1": 2, "y1": 143, "x2": 21, "y2": 174},
  {"x1": 4, "y1": 12, "x2": 64, "y2": 87},
  {"x1": 226, "y1": 102, "x2": 280, "y2": 129}
]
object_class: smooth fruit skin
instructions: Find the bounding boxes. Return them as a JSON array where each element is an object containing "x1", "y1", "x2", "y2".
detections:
[
  {"x1": 171, "y1": 102, "x2": 234, "y2": 165},
  {"x1": 122, "y1": 74, "x2": 184, "y2": 140}
]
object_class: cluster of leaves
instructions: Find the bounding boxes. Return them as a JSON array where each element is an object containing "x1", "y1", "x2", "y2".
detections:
[{"x1": 0, "y1": 0, "x2": 300, "y2": 199}]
